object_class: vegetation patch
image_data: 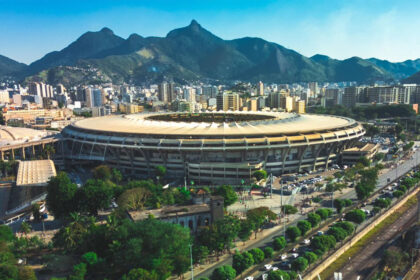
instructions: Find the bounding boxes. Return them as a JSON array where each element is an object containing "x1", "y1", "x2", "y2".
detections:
[{"x1": 319, "y1": 195, "x2": 418, "y2": 279}]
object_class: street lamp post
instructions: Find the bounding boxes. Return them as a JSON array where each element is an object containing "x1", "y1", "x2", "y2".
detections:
[{"x1": 189, "y1": 243, "x2": 194, "y2": 280}]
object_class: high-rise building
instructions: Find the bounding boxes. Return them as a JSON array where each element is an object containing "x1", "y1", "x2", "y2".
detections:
[
  {"x1": 367, "y1": 86, "x2": 398, "y2": 104},
  {"x1": 172, "y1": 100, "x2": 192, "y2": 112},
  {"x1": 57, "y1": 84, "x2": 66, "y2": 94},
  {"x1": 217, "y1": 92, "x2": 240, "y2": 111},
  {"x1": 248, "y1": 98, "x2": 258, "y2": 111},
  {"x1": 294, "y1": 100, "x2": 306, "y2": 114},
  {"x1": 0, "y1": 90, "x2": 9, "y2": 104},
  {"x1": 183, "y1": 87, "x2": 196, "y2": 103},
  {"x1": 280, "y1": 96, "x2": 294, "y2": 112},
  {"x1": 257, "y1": 81, "x2": 264, "y2": 96},
  {"x1": 158, "y1": 82, "x2": 168, "y2": 103},
  {"x1": 324, "y1": 88, "x2": 340, "y2": 107},
  {"x1": 203, "y1": 86, "x2": 219, "y2": 98},
  {"x1": 28, "y1": 82, "x2": 54, "y2": 98},
  {"x1": 343, "y1": 87, "x2": 365, "y2": 107},
  {"x1": 84, "y1": 87, "x2": 103, "y2": 108},
  {"x1": 309, "y1": 82, "x2": 318, "y2": 97},
  {"x1": 158, "y1": 82, "x2": 175, "y2": 103}
]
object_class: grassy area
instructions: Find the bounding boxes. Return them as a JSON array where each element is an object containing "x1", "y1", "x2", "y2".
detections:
[{"x1": 319, "y1": 195, "x2": 418, "y2": 279}]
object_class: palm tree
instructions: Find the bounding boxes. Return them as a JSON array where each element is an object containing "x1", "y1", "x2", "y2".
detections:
[{"x1": 43, "y1": 144, "x2": 55, "y2": 159}]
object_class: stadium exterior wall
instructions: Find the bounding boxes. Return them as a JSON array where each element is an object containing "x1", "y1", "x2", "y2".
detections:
[{"x1": 61, "y1": 113, "x2": 365, "y2": 185}]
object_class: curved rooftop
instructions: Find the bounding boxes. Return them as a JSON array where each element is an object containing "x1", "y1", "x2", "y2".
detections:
[
  {"x1": 70, "y1": 112, "x2": 359, "y2": 137},
  {"x1": 0, "y1": 126, "x2": 50, "y2": 145}
]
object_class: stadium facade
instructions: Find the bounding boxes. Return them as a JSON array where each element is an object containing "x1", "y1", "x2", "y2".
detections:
[{"x1": 61, "y1": 112, "x2": 365, "y2": 184}]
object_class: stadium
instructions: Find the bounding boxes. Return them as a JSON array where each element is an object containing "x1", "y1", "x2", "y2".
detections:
[{"x1": 61, "y1": 112, "x2": 365, "y2": 184}]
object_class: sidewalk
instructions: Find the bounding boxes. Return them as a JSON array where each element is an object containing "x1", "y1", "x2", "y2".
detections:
[{"x1": 175, "y1": 215, "x2": 301, "y2": 280}]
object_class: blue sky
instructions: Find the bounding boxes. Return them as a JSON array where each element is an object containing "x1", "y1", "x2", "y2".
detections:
[{"x1": 1, "y1": 0, "x2": 419, "y2": 64}]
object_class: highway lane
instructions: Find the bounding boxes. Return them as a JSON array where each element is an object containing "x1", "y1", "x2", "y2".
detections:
[
  {"x1": 195, "y1": 149, "x2": 420, "y2": 279},
  {"x1": 337, "y1": 200, "x2": 418, "y2": 280}
]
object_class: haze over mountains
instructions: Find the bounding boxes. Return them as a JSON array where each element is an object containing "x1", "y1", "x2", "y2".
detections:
[{"x1": 1, "y1": 20, "x2": 420, "y2": 86}]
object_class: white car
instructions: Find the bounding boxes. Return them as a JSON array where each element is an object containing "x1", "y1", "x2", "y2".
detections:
[
  {"x1": 264, "y1": 264, "x2": 272, "y2": 271},
  {"x1": 244, "y1": 277, "x2": 254, "y2": 280},
  {"x1": 291, "y1": 253, "x2": 299, "y2": 258},
  {"x1": 272, "y1": 267, "x2": 279, "y2": 271},
  {"x1": 303, "y1": 239, "x2": 311, "y2": 245},
  {"x1": 281, "y1": 254, "x2": 287, "y2": 260}
]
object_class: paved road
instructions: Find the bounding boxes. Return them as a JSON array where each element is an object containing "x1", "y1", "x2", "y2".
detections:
[
  {"x1": 195, "y1": 149, "x2": 420, "y2": 279},
  {"x1": 337, "y1": 200, "x2": 418, "y2": 280}
]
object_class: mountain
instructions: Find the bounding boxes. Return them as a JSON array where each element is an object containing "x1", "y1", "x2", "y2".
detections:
[
  {"x1": 402, "y1": 70, "x2": 420, "y2": 84},
  {"x1": 24, "y1": 27, "x2": 125, "y2": 76},
  {"x1": 311, "y1": 55, "x2": 393, "y2": 82},
  {"x1": 0, "y1": 54, "x2": 27, "y2": 77},
  {"x1": 367, "y1": 58, "x2": 420, "y2": 80},
  {"x1": 18, "y1": 20, "x2": 420, "y2": 86}
]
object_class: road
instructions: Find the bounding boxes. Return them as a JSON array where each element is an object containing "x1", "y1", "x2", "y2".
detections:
[
  {"x1": 336, "y1": 200, "x2": 418, "y2": 280},
  {"x1": 195, "y1": 149, "x2": 420, "y2": 279}
]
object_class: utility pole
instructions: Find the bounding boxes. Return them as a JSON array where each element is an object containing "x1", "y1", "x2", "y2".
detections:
[
  {"x1": 189, "y1": 243, "x2": 194, "y2": 280},
  {"x1": 270, "y1": 173, "x2": 273, "y2": 198}
]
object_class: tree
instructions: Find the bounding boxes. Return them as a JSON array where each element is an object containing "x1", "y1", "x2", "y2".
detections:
[
  {"x1": 355, "y1": 184, "x2": 371, "y2": 201},
  {"x1": 246, "y1": 207, "x2": 277, "y2": 238},
  {"x1": 0, "y1": 225, "x2": 14, "y2": 242},
  {"x1": 111, "y1": 168, "x2": 123, "y2": 183},
  {"x1": 343, "y1": 199, "x2": 353, "y2": 207},
  {"x1": 18, "y1": 266, "x2": 37, "y2": 280},
  {"x1": 291, "y1": 257, "x2": 308, "y2": 272},
  {"x1": 288, "y1": 271, "x2": 298, "y2": 280},
  {"x1": 46, "y1": 172, "x2": 78, "y2": 218},
  {"x1": 42, "y1": 144, "x2": 56, "y2": 159},
  {"x1": 315, "y1": 208, "x2": 332, "y2": 220},
  {"x1": 282, "y1": 205, "x2": 298, "y2": 215},
  {"x1": 333, "y1": 199, "x2": 347, "y2": 213},
  {"x1": 193, "y1": 245, "x2": 209, "y2": 265},
  {"x1": 32, "y1": 203, "x2": 41, "y2": 221},
  {"x1": 310, "y1": 235, "x2": 336, "y2": 253},
  {"x1": 211, "y1": 265, "x2": 236, "y2": 280},
  {"x1": 297, "y1": 220, "x2": 312, "y2": 236},
  {"x1": 76, "y1": 179, "x2": 114, "y2": 215},
  {"x1": 334, "y1": 221, "x2": 355, "y2": 235},
  {"x1": 393, "y1": 190, "x2": 404, "y2": 198},
  {"x1": 232, "y1": 251, "x2": 254, "y2": 274},
  {"x1": 327, "y1": 227, "x2": 347, "y2": 242},
  {"x1": 81, "y1": 252, "x2": 98, "y2": 265},
  {"x1": 307, "y1": 213, "x2": 321, "y2": 227},
  {"x1": 124, "y1": 268, "x2": 158, "y2": 280},
  {"x1": 155, "y1": 165, "x2": 166, "y2": 180},
  {"x1": 238, "y1": 220, "x2": 255, "y2": 243},
  {"x1": 214, "y1": 185, "x2": 238, "y2": 207},
  {"x1": 196, "y1": 216, "x2": 240, "y2": 256},
  {"x1": 303, "y1": 251, "x2": 318, "y2": 264},
  {"x1": 249, "y1": 248, "x2": 265, "y2": 263},
  {"x1": 264, "y1": 247, "x2": 274, "y2": 258},
  {"x1": 267, "y1": 270, "x2": 290, "y2": 280},
  {"x1": 286, "y1": 226, "x2": 301, "y2": 242},
  {"x1": 92, "y1": 165, "x2": 112, "y2": 181},
  {"x1": 69, "y1": 262, "x2": 87, "y2": 280},
  {"x1": 345, "y1": 209, "x2": 366, "y2": 224},
  {"x1": 117, "y1": 187, "x2": 152, "y2": 211},
  {"x1": 374, "y1": 198, "x2": 391, "y2": 209},
  {"x1": 253, "y1": 169, "x2": 268, "y2": 181},
  {"x1": 358, "y1": 156, "x2": 371, "y2": 167},
  {"x1": 273, "y1": 236, "x2": 287, "y2": 251},
  {"x1": 374, "y1": 153, "x2": 385, "y2": 162},
  {"x1": 109, "y1": 218, "x2": 191, "y2": 277},
  {"x1": 20, "y1": 222, "x2": 32, "y2": 237}
]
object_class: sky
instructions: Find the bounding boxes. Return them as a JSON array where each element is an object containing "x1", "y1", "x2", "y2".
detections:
[{"x1": 1, "y1": 0, "x2": 420, "y2": 64}]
